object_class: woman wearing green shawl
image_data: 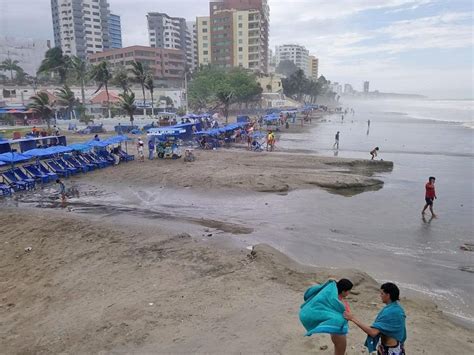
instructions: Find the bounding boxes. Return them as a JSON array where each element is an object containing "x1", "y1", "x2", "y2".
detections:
[{"x1": 344, "y1": 282, "x2": 407, "y2": 355}]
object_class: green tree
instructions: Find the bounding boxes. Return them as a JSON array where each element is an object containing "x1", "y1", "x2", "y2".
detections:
[
  {"x1": 282, "y1": 69, "x2": 308, "y2": 102},
  {"x1": 144, "y1": 74, "x2": 155, "y2": 116},
  {"x1": 70, "y1": 56, "x2": 88, "y2": 104},
  {"x1": 37, "y1": 47, "x2": 71, "y2": 84},
  {"x1": 275, "y1": 60, "x2": 299, "y2": 77},
  {"x1": 55, "y1": 84, "x2": 76, "y2": 120},
  {"x1": 90, "y1": 61, "x2": 112, "y2": 118},
  {"x1": 119, "y1": 91, "x2": 137, "y2": 124},
  {"x1": 129, "y1": 61, "x2": 148, "y2": 115},
  {"x1": 0, "y1": 58, "x2": 23, "y2": 81},
  {"x1": 28, "y1": 92, "x2": 54, "y2": 130},
  {"x1": 15, "y1": 69, "x2": 28, "y2": 85},
  {"x1": 112, "y1": 65, "x2": 130, "y2": 94}
]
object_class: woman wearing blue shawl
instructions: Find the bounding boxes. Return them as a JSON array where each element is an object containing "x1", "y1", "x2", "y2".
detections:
[{"x1": 344, "y1": 282, "x2": 407, "y2": 355}]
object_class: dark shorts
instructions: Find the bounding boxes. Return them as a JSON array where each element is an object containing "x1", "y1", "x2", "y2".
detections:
[{"x1": 425, "y1": 197, "x2": 434, "y2": 205}]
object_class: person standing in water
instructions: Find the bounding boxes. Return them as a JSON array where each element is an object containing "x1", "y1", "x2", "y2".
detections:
[
  {"x1": 422, "y1": 176, "x2": 437, "y2": 217},
  {"x1": 368, "y1": 119, "x2": 371, "y2": 127},
  {"x1": 56, "y1": 179, "x2": 66, "y2": 203},
  {"x1": 370, "y1": 147, "x2": 379, "y2": 160},
  {"x1": 333, "y1": 131, "x2": 340, "y2": 149}
]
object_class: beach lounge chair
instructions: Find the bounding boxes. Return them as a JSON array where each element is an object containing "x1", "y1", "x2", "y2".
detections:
[
  {"x1": 96, "y1": 150, "x2": 116, "y2": 164},
  {"x1": 46, "y1": 160, "x2": 71, "y2": 178},
  {"x1": 53, "y1": 159, "x2": 79, "y2": 175},
  {"x1": 88, "y1": 152, "x2": 113, "y2": 167},
  {"x1": 63, "y1": 156, "x2": 89, "y2": 173},
  {"x1": 36, "y1": 163, "x2": 59, "y2": 181},
  {"x1": 0, "y1": 182, "x2": 13, "y2": 196},
  {"x1": 118, "y1": 150, "x2": 134, "y2": 161},
  {"x1": 82, "y1": 153, "x2": 108, "y2": 168},
  {"x1": 24, "y1": 164, "x2": 52, "y2": 183},
  {"x1": 1, "y1": 170, "x2": 34, "y2": 191},
  {"x1": 13, "y1": 168, "x2": 38, "y2": 187}
]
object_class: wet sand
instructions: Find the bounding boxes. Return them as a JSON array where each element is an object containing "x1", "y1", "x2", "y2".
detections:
[
  {"x1": 79, "y1": 149, "x2": 393, "y2": 196},
  {"x1": 1, "y1": 209, "x2": 473, "y2": 354}
]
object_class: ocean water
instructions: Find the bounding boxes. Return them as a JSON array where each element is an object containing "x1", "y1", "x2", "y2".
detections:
[{"x1": 273, "y1": 98, "x2": 474, "y2": 324}]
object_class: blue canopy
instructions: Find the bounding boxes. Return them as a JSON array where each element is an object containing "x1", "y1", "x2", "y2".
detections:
[
  {"x1": 0, "y1": 161, "x2": 6, "y2": 166},
  {"x1": 0, "y1": 152, "x2": 31, "y2": 163},
  {"x1": 68, "y1": 143, "x2": 92, "y2": 152},
  {"x1": 86, "y1": 139, "x2": 110, "y2": 147},
  {"x1": 194, "y1": 122, "x2": 248, "y2": 136},
  {"x1": 103, "y1": 135, "x2": 132, "y2": 144},
  {"x1": 23, "y1": 145, "x2": 73, "y2": 158}
]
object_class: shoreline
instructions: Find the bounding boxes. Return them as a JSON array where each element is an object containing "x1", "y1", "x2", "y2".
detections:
[{"x1": 1, "y1": 208, "x2": 472, "y2": 354}]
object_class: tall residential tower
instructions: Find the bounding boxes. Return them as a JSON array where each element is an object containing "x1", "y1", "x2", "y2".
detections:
[
  {"x1": 108, "y1": 13, "x2": 122, "y2": 49},
  {"x1": 51, "y1": 0, "x2": 110, "y2": 58}
]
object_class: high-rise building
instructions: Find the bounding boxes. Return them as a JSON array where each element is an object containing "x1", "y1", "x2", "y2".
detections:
[
  {"x1": 147, "y1": 12, "x2": 196, "y2": 71},
  {"x1": 187, "y1": 21, "x2": 198, "y2": 71},
  {"x1": 275, "y1": 44, "x2": 310, "y2": 77},
  {"x1": 208, "y1": 0, "x2": 269, "y2": 73},
  {"x1": 51, "y1": 0, "x2": 111, "y2": 58},
  {"x1": 108, "y1": 13, "x2": 122, "y2": 49},
  {"x1": 363, "y1": 81, "x2": 370, "y2": 93},
  {"x1": 344, "y1": 83, "x2": 354, "y2": 94},
  {"x1": 308, "y1": 55, "x2": 318, "y2": 80},
  {"x1": 196, "y1": 16, "x2": 211, "y2": 66}
]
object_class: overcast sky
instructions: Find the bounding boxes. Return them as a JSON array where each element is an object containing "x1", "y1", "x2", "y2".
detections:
[{"x1": 0, "y1": 0, "x2": 472, "y2": 98}]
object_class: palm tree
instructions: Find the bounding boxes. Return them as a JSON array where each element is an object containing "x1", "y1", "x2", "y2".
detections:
[
  {"x1": 119, "y1": 91, "x2": 137, "y2": 125},
  {"x1": 37, "y1": 47, "x2": 71, "y2": 84},
  {"x1": 0, "y1": 58, "x2": 23, "y2": 81},
  {"x1": 90, "y1": 61, "x2": 112, "y2": 118},
  {"x1": 70, "y1": 56, "x2": 88, "y2": 104},
  {"x1": 55, "y1": 84, "x2": 76, "y2": 120},
  {"x1": 112, "y1": 65, "x2": 130, "y2": 94},
  {"x1": 129, "y1": 61, "x2": 147, "y2": 116},
  {"x1": 28, "y1": 92, "x2": 54, "y2": 130},
  {"x1": 144, "y1": 74, "x2": 155, "y2": 116}
]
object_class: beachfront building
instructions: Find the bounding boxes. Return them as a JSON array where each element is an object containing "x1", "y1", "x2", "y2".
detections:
[
  {"x1": 51, "y1": 0, "x2": 111, "y2": 58},
  {"x1": 0, "y1": 36, "x2": 51, "y2": 76},
  {"x1": 208, "y1": 0, "x2": 269, "y2": 73},
  {"x1": 308, "y1": 55, "x2": 319, "y2": 80},
  {"x1": 108, "y1": 13, "x2": 122, "y2": 49},
  {"x1": 186, "y1": 21, "x2": 198, "y2": 71},
  {"x1": 196, "y1": 16, "x2": 211, "y2": 66},
  {"x1": 274, "y1": 44, "x2": 310, "y2": 77},
  {"x1": 147, "y1": 12, "x2": 196, "y2": 71},
  {"x1": 87, "y1": 45, "x2": 185, "y2": 86}
]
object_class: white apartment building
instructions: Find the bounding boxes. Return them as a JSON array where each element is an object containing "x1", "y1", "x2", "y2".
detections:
[
  {"x1": 51, "y1": 0, "x2": 110, "y2": 58},
  {"x1": 147, "y1": 12, "x2": 196, "y2": 71},
  {"x1": 186, "y1": 21, "x2": 198, "y2": 71},
  {"x1": 275, "y1": 44, "x2": 310, "y2": 77}
]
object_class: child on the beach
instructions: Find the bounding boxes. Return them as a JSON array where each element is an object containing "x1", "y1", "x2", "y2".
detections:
[
  {"x1": 422, "y1": 176, "x2": 437, "y2": 217},
  {"x1": 370, "y1": 147, "x2": 379, "y2": 160},
  {"x1": 137, "y1": 137, "x2": 145, "y2": 162}
]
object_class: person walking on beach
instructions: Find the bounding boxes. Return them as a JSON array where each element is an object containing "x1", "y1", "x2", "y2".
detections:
[
  {"x1": 56, "y1": 179, "x2": 66, "y2": 203},
  {"x1": 422, "y1": 176, "x2": 437, "y2": 217},
  {"x1": 370, "y1": 147, "x2": 379, "y2": 160},
  {"x1": 344, "y1": 282, "x2": 406, "y2": 355},
  {"x1": 266, "y1": 130, "x2": 275, "y2": 151},
  {"x1": 148, "y1": 139, "x2": 155, "y2": 160},
  {"x1": 137, "y1": 137, "x2": 145, "y2": 162},
  {"x1": 333, "y1": 131, "x2": 340, "y2": 149}
]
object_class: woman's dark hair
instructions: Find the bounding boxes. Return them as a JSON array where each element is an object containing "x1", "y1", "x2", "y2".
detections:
[
  {"x1": 381, "y1": 282, "x2": 400, "y2": 302},
  {"x1": 429, "y1": 176, "x2": 436, "y2": 181},
  {"x1": 337, "y1": 278, "x2": 353, "y2": 294}
]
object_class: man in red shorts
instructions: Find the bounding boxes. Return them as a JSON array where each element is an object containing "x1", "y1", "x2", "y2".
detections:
[{"x1": 422, "y1": 176, "x2": 437, "y2": 217}]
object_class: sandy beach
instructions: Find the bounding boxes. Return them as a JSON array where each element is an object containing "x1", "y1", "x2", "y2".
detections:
[{"x1": 1, "y1": 208, "x2": 473, "y2": 354}]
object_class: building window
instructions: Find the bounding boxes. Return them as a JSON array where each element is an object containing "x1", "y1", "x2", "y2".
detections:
[
  {"x1": 238, "y1": 23, "x2": 242, "y2": 28},
  {"x1": 203, "y1": 36, "x2": 208, "y2": 40},
  {"x1": 238, "y1": 47, "x2": 242, "y2": 52},
  {"x1": 238, "y1": 15, "x2": 242, "y2": 20},
  {"x1": 203, "y1": 50, "x2": 208, "y2": 55},
  {"x1": 202, "y1": 21, "x2": 207, "y2": 25},
  {"x1": 238, "y1": 31, "x2": 242, "y2": 36},
  {"x1": 238, "y1": 39, "x2": 242, "y2": 44}
]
